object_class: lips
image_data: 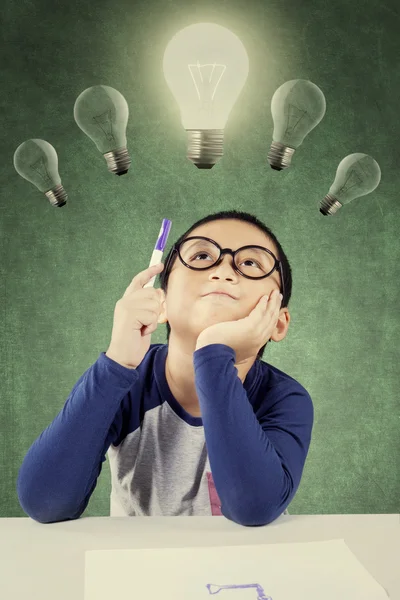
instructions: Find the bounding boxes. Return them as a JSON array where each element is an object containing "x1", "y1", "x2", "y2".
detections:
[{"x1": 204, "y1": 291, "x2": 237, "y2": 299}]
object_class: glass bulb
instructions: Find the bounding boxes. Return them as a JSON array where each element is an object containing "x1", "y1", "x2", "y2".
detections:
[
  {"x1": 163, "y1": 23, "x2": 249, "y2": 169},
  {"x1": 73, "y1": 85, "x2": 131, "y2": 175},
  {"x1": 320, "y1": 153, "x2": 381, "y2": 215},
  {"x1": 268, "y1": 79, "x2": 326, "y2": 170},
  {"x1": 13, "y1": 139, "x2": 68, "y2": 207}
]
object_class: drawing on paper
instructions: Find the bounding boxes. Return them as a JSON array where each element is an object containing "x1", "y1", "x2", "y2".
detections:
[{"x1": 206, "y1": 583, "x2": 273, "y2": 600}]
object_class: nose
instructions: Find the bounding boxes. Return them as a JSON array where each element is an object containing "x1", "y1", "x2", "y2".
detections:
[{"x1": 209, "y1": 254, "x2": 237, "y2": 279}]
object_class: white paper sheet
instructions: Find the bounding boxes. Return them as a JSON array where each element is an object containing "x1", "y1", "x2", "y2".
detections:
[{"x1": 84, "y1": 539, "x2": 388, "y2": 600}]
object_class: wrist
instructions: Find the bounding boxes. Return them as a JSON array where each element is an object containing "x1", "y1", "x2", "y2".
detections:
[
  {"x1": 195, "y1": 336, "x2": 217, "y2": 351},
  {"x1": 105, "y1": 350, "x2": 137, "y2": 370}
]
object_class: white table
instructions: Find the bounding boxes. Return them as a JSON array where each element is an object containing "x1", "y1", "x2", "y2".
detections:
[{"x1": 1, "y1": 514, "x2": 399, "y2": 600}]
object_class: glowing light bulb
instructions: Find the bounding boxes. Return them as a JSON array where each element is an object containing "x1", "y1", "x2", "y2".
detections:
[
  {"x1": 73, "y1": 85, "x2": 131, "y2": 175},
  {"x1": 13, "y1": 139, "x2": 68, "y2": 207},
  {"x1": 163, "y1": 23, "x2": 249, "y2": 169},
  {"x1": 320, "y1": 153, "x2": 381, "y2": 215},
  {"x1": 268, "y1": 79, "x2": 326, "y2": 170}
]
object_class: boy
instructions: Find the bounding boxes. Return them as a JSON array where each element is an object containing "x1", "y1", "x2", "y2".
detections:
[{"x1": 17, "y1": 210, "x2": 314, "y2": 526}]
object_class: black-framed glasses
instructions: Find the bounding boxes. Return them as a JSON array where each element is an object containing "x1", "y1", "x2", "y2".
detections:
[{"x1": 163, "y1": 236, "x2": 285, "y2": 299}]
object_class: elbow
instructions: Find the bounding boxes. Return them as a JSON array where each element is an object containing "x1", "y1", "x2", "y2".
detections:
[
  {"x1": 17, "y1": 485, "x2": 83, "y2": 525},
  {"x1": 230, "y1": 506, "x2": 287, "y2": 527},
  {"x1": 223, "y1": 463, "x2": 300, "y2": 527},
  {"x1": 221, "y1": 500, "x2": 283, "y2": 527},
  {"x1": 238, "y1": 512, "x2": 282, "y2": 527},
  {"x1": 20, "y1": 504, "x2": 83, "y2": 524},
  {"x1": 17, "y1": 469, "x2": 86, "y2": 524},
  {"x1": 25, "y1": 512, "x2": 76, "y2": 525},
  {"x1": 18, "y1": 495, "x2": 82, "y2": 524},
  {"x1": 223, "y1": 488, "x2": 293, "y2": 527}
]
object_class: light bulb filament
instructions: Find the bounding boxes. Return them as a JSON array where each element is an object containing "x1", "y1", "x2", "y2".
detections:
[
  {"x1": 31, "y1": 157, "x2": 52, "y2": 186},
  {"x1": 338, "y1": 170, "x2": 363, "y2": 195},
  {"x1": 188, "y1": 62, "x2": 226, "y2": 104},
  {"x1": 92, "y1": 109, "x2": 116, "y2": 143},
  {"x1": 284, "y1": 104, "x2": 308, "y2": 137}
]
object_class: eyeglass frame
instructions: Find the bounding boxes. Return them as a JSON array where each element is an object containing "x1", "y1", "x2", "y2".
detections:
[{"x1": 163, "y1": 236, "x2": 285, "y2": 300}]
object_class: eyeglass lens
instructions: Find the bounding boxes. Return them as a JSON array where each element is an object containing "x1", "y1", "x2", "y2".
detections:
[{"x1": 179, "y1": 238, "x2": 275, "y2": 278}]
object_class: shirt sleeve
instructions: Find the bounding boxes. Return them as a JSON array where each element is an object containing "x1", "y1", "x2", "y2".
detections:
[
  {"x1": 193, "y1": 344, "x2": 314, "y2": 526},
  {"x1": 16, "y1": 352, "x2": 139, "y2": 524}
]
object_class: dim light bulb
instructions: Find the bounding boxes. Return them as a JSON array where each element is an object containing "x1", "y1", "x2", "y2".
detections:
[
  {"x1": 320, "y1": 153, "x2": 381, "y2": 215},
  {"x1": 13, "y1": 139, "x2": 68, "y2": 207},
  {"x1": 268, "y1": 79, "x2": 326, "y2": 170},
  {"x1": 74, "y1": 85, "x2": 131, "y2": 175}
]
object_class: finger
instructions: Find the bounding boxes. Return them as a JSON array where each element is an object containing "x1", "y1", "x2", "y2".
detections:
[
  {"x1": 259, "y1": 292, "x2": 281, "y2": 321},
  {"x1": 123, "y1": 263, "x2": 164, "y2": 298},
  {"x1": 270, "y1": 290, "x2": 282, "y2": 307},
  {"x1": 274, "y1": 292, "x2": 283, "y2": 310},
  {"x1": 251, "y1": 295, "x2": 271, "y2": 325},
  {"x1": 254, "y1": 294, "x2": 270, "y2": 316},
  {"x1": 261, "y1": 293, "x2": 281, "y2": 335},
  {"x1": 260, "y1": 291, "x2": 278, "y2": 309},
  {"x1": 252, "y1": 292, "x2": 281, "y2": 324},
  {"x1": 156, "y1": 288, "x2": 165, "y2": 301},
  {"x1": 142, "y1": 321, "x2": 158, "y2": 336}
]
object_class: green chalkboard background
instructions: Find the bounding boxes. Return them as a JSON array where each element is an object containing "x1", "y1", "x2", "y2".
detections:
[{"x1": 1, "y1": 0, "x2": 399, "y2": 518}]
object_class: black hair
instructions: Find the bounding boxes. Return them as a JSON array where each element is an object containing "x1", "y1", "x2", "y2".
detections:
[{"x1": 158, "y1": 209, "x2": 292, "y2": 360}]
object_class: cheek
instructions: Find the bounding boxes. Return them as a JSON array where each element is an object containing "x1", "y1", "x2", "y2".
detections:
[
  {"x1": 168, "y1": 271, "x2": 199, "y2": 298},
  {"x1": 165, "y1": 284, "x2": 196, "y2": 316}
]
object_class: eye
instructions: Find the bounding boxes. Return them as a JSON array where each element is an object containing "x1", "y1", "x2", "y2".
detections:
[
  {"x1": 240, "y1": 258, "x2": 262, "y2": 268},
  {"x1": 192, "y1": 252, "x2": 212, "y2": 261}
]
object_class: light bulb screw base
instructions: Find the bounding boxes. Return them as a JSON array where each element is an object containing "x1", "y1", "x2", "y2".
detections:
[
  {"x1": 45, "y1": 184, "x2": 68, "y2": 207},
  {"x1": 320, "y1": 193, "x2": 343, "y2": 216},
  {"x1": 104, "y1": 147, "x2": 131, "y2": 176},
  {"x1": 186, "y1": 130, "x2": 224, "y2": 169},
  {"x1": 268, "y1": 142, "x2": 295, "y2": 170}
]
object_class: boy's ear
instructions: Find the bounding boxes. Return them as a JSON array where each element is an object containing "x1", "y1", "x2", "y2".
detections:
[{"x1": 157, "y1": 288, "x2": 168, "y2": 324}]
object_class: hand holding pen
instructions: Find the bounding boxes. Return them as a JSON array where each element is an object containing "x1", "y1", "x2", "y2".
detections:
[{"x1": 105, "y1": 219, "x2": 171, "y2": 370}]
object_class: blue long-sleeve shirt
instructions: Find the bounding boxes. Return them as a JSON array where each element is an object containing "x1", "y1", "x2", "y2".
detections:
[{"x1": 17, "y1": 343, "x2": 314, "y2": 526}]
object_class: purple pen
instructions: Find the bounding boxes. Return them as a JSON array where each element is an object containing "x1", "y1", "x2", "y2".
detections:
[{"x1": 143, "y1": 218, "x2": 172, "y2": 288}]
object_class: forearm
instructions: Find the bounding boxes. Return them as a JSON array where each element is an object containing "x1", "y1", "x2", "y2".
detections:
[
  {"x1": 17, "y1": 352, "x2": 137, "y2": 523},
  {"x1": 193, "y1": 345, "x2": 292, "y2": 526}
]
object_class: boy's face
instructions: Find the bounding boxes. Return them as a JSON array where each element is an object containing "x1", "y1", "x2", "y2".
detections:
[{"x1": 158, "y1": 219, "x2": 287, "y2": 343}]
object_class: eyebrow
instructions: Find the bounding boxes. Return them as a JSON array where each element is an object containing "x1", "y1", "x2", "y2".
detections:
[{"x1": 188, "y1": 239, "x2": 273, "y2": 252}]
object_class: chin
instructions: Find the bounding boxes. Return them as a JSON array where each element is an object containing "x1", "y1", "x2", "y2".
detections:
[{"x1": 197, "y1": 314, "x2": 235, "y2": 332}]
